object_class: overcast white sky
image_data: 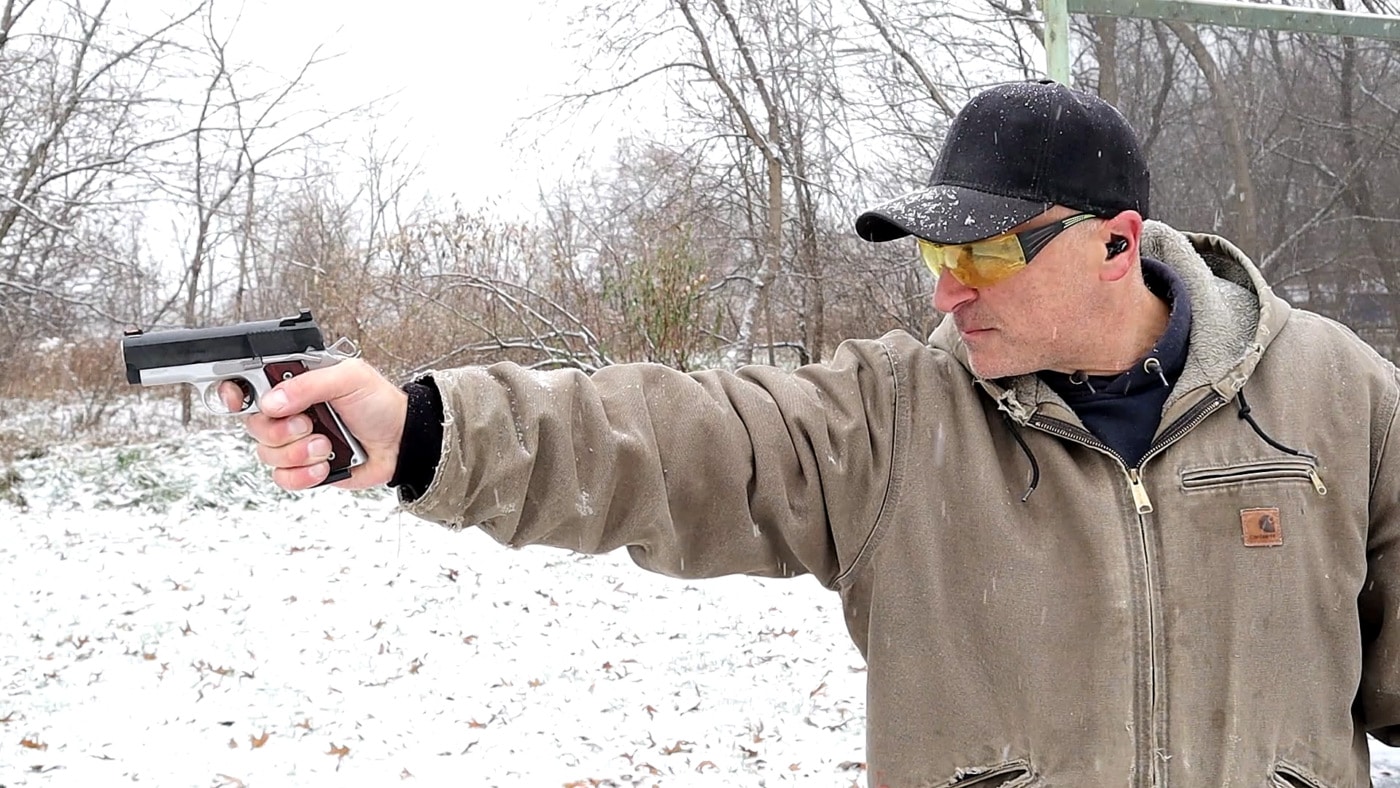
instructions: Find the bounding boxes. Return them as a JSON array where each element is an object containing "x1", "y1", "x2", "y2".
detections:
[{"x1": 221, "y1": 0, "x2": 649, "y2": 213}]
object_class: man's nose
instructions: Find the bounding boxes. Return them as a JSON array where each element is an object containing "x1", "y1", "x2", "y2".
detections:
[{"x1": 932, "y1": 272, "x2": 978, "y2": 313}]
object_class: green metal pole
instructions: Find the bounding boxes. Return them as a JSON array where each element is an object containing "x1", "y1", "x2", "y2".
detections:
[
  {"x1": 1045, "y1": 0, "x2": 1071, "y2": 84},
  {"x1": 1066, "y1": 0, "x2": 1400, "y2": 42}
]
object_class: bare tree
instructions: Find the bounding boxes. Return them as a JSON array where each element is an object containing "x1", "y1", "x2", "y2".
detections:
[
  {"x1": 0, "y1": 0, "x2": 205, "y2": 379},
  {"x1": 113, "y1": 2, "x2": 367, "y2": 424}
]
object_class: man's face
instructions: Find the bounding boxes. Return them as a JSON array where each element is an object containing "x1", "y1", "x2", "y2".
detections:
[{"x1": 930, "y1": 207, "x2": 1110, "y2": 379}]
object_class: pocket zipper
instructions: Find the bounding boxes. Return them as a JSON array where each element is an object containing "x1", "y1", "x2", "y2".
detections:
[
  {"x1": 1180, "y1": 459, "x2": 1327, "y2": 496},
  {"x1": 1273, "y1": 761, "x2": 1327, "y2": 788},
  {"x1": 946, "y1": 761, "x2": 1034, "y2": 787}
]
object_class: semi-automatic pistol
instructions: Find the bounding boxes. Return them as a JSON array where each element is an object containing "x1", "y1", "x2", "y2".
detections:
[{"x1": 121, "y1": 309, "x2": 367, "y2": 485}]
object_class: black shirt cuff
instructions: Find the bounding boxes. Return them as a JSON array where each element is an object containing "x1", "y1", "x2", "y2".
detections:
[{"x1": 388, "y1": 377, "x2": 445, "y2": 503}]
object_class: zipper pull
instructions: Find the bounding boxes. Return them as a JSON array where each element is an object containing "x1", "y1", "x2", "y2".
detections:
[
  {"x1": 1309, "y1": 468, "x2": 1327, "y2": 496},
  {"x1": 1128, "y1": 469, "x2": 1154, "y2": 514}
]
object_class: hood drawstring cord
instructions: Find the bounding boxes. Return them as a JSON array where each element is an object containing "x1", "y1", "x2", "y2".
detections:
[
  {"x1": 1068, "y1": 370, "x2": 1097, "y2": 394},
  {"x1": 1236, "y1": 389, "x2": 1328, "y2": 495},
  {"x1": 1003, "y1": 413, "x2": 1041, "y2": 503},
  {"x1": 1144, "y1": 357, "x2": 1170, "y2": 388},
  {"x1": 1236, "y1": 389, "x2": 1317, "y2": 462}
]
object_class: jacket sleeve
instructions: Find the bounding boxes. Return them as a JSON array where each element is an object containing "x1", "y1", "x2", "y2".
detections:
[
  {"x1": 397, "y1": 336, "x2": 908, "y2": 587},
  {"x1": 1358, "y1": 366, "x2": 1400, "y2": 742}
]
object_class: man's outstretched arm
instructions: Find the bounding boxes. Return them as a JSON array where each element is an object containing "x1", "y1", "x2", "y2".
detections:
[{"x1": 235, "y1": 339, "x2": 907, "y2": 586}]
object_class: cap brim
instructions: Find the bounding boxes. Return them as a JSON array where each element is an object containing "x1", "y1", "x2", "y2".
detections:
[{"x1": 855, "y1": 185, "x2": 1050, "y2": 244}]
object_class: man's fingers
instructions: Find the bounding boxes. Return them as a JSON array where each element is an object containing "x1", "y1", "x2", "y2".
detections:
[
  {"x1": 218, "y1": 380, "x2": 250, "y2": 413},
  {"x1": 256, "y1": 360, "x2": 367, "y2": 418},
  {"x1": 241, "y1": 412, "x2": 313, "y2": 448},
  {"x1": 271, "y1": 462, "x2": 330, "y2": 491},
  {"x1": 229, "y1": 356, "x2": 398, "y2": 491},
  {"x1": 255, "y1": 434, "x2": 331, "y2": 469}
]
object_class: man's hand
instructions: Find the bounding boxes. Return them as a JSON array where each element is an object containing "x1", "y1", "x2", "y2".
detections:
[{"x1": 223, "y1": 359, "x2": 407, "y2": 491}]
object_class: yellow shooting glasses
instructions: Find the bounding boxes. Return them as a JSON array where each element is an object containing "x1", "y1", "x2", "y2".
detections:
[{"x1": 918, "y1": 212, "x2": 1097, "y2": 288}]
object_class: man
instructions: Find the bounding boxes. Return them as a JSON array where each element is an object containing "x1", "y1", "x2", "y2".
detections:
[{"x1": 235, "y1": 80, "x2": 1400, "y2": 787}]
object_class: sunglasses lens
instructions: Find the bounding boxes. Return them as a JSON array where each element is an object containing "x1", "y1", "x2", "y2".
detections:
[{"x1": 918, "y1": 235, "x2": 1028, "y2": 288}]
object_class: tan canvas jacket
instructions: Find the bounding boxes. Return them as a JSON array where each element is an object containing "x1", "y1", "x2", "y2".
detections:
[{"x1": 402, "y1": 221, "x2": 1400, "y2": 788}]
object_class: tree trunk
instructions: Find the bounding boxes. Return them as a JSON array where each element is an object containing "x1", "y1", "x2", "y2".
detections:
[
  {"x1": 1092, "y1": 16, "x2": 1118, "y2": 106},
  {"x1": 762, "y1": 113, "x2": 782, "y2": 366},
  {"x1": 1167, "y1": 21, "x2": 1260, "y2": 259},
  {"x1": 235, "y1": 165, "x2": 255, "y2": 321}
]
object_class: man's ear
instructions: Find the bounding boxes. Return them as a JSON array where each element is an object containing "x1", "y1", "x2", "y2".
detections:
[{"x1": 1098, "y1": 211, "x2": 1143, "y2": 282}]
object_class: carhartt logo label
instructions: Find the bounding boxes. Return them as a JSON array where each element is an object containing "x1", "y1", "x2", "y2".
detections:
[{"x1": 1241, "y1": 507, "x2": 1283, "y2": 547}]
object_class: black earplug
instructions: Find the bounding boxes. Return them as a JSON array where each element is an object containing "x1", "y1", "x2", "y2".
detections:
[{"x1": 1106, "y1": 237, "x2": 1129, "y2": 259}]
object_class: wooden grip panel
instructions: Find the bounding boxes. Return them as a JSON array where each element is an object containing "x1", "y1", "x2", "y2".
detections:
[{"x1": 263, "y1": 361, "x2": 355, "y2": 485}]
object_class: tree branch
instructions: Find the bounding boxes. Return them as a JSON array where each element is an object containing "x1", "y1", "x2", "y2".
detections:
[{"x1": 856, "y1": 0, "x2": 956, "y2": 119}]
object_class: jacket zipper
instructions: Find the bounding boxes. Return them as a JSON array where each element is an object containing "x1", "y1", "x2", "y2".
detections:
[
  {"x1": 1026, "y1": 413, "x2": 1156, "y2": 788},
  {"x1": 1026, "y1": 392, "x2": 1227, "y2": 788},
  {"x1": 1026, "y1": 391, "x2": 1330, "y2": 785},
  {"x1": 1132, "y1": 394, "x2": 1231, "y2": 502}
]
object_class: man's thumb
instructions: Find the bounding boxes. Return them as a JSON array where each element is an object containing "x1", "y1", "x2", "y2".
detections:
[{"x1": 259, "y1": 364, "x2": 357, "y2": 417}]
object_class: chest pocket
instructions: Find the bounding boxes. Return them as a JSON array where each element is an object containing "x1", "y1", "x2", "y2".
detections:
[
  {"x1": 1271, "y1": 760, "x2": 1333, "y2": 788},
  {"x1": 941, "y1": 760, "x2": 1040, "y2": 788},
  {"x1": 1180, "y1": 457, "x2": 1326, "y2": 495}
]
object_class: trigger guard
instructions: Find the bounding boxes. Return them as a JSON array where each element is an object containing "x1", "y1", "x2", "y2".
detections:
[{"x1": 204, "y1": 378, "x2": 254, "y2": 414}]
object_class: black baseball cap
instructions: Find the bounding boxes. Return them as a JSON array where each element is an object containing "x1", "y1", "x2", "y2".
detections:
[{"x1": 855, "y1": 80, "x2": 1150, "y2": 244}]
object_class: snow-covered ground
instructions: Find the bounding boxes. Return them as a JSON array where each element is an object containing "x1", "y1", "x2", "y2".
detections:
[
  {"x1": 3, "y1": 416, "x2": 1400, "y2": 787},
  {"x1": 1, "y1": 429, "x2": 866, "y2": 787}
]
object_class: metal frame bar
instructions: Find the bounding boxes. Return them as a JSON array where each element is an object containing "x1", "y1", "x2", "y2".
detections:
[
  {"x1": 1046, "y1": 0, "x2": 1072, "y2": 83},
  {"x1": 1045, "y1": 0, "x2": 1400, "y2": 84}
]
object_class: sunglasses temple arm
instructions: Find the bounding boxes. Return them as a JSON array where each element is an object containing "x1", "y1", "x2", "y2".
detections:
[{"x1": 1018, "y1": 228, "x2": 1057, "y2": 261}]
